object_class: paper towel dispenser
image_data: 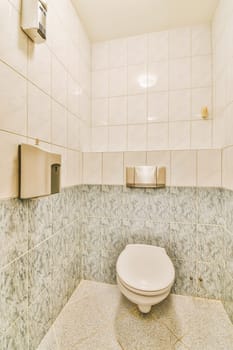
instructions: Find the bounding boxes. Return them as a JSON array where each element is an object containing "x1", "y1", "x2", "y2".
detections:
[
  {"x1": 126, "y1": 166, "x2": 166, "y2": 188},
  {"x1": 19, "y1": 144, "x2": 61, "y2": 199}
]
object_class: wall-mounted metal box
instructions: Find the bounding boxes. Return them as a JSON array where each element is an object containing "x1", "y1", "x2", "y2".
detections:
[
  {"x1": 126, "y1": 166, "x2": 166, "y2": 188},
  {"x1": 21, "y1": 0, "x2": 47, "y2": 43},
  {"x1": 19, "y1": 144, "x2": 61, "y2": 199}
]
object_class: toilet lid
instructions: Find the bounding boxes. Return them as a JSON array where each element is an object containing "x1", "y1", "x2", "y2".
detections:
[{"x1": 116, "y1": 244, "x2": 175, "y2": 292}]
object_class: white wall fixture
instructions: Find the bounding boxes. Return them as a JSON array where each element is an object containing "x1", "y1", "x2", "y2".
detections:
[{"x1": 21, "y1": 0, "x2": 47, "y2": 43}]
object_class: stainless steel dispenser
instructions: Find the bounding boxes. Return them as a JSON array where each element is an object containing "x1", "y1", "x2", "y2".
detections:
[
  {"x1": 19, "y1": 144, "x2": 61, "y2": 199},
  {"x1": 126, "y1": 166, "x2": 166, "y2": 188},
  {"x1": 21, "y1": 0, "x2": 47, "y2": 43}
]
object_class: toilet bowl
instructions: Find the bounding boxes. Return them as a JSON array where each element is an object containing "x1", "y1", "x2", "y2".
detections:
[{"x1": 116, "y1": 244, "x2": 175, "y2": 313}]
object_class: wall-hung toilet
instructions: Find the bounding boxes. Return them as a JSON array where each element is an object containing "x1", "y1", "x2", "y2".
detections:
[{"x1": 116, "y1": 244, "x2": 175, "y2": 313}]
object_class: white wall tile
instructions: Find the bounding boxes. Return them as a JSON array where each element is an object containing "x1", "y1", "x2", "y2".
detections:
[
  {"x1": 109, "y1": 67, "x2": 127, "y2": 97},
  {"x1": 92, "y1": 99, "x2": 108, "y2": 126},
  {"x1": 148, "y1": 92, "x2": 169, "y2": 122},
  {"x1": 128, "y1": 94, "x2": 147, "y2": 124},
  {"x1": 124, "y1": 151, "x2": 147, "y2": 166},
  {"x1": 169, "y1": 27, "x2": 191, "y2": 58},
  {"x1": 192, "y1": 88, "x2": 212, "y2": 119},
  {"x1": 148, "y1": 31, "x2": 168, "y2": 62},
  {"x1": 108, "y1": 126, "x2": 127, "y2": 151},
  {"x1": 67, "y1": 113, "x2": 80, "y2": 150},
  {"x1": 109, "y1": 39, "x2": 127, "y2": 68},
  {"x1": 66, "y1": 150, "x2": 81, "y2": 186},
  {"x1": 169, "y1": 122, "x2": 190, "y2": 149},
  {"x1": 67, "y1": 75, "x2": 80, "y2": 117},
  {"x1": 169, "y1": 58, "x2": 191, "y2": 90},
  {"x1": 28, "y1": 41, "x2": 51, "y2": 94},
  {"x1": 51, "y1": 56, "x2": 67, "y2": 107},
  {"x1": 222, "y1": 146, "x2": 233, "y2": 190},
  {"x1": 0, "y1": 1, "x2": 27, "y2": 76},
  {"x1": 127, "y1": 64, "x2": 147, "y2": 95},
  {"x1": 169, "y1": 90, "x2": 191, "y2": 121},
  {"x1": 192, "y1": 24, "x2": 211, "y2": 56},
  {"x1": 197, "y1": 149, "x2": 221, "y2": 187},
  {"x1": 92, "y1": 126, "x2": 108, "y2": 152},
  {"x1": 0, "y1": 61, "x2": 27, "y2": 135},
  {"x1": 92, "y1": 70, "x2": 109, "y2": 98},
  {"x1": 83, "y1": 152, "x2": 102, "y2": 184},
  {"x1": 191, "y1": 120, "x2": 212, "y2": 149},
  {"x1": 147, "y1": 123, "x2": 169, "y2": 150},
  {"x1": 148, "y1": 61, "x2": 169, "y2": 92},
  {"x1": 171, "y1": 150, "x2": 197, "y2": 186},
  {"x1": 103, "y1": 152, "x2": 124, "y2": 185},
  {"x1": 127, "y1": 35, "x2": 147, "y2": 65},
  {"x1": 51, "y1": 101, "x2": 67, "y2": 147},
  {"x1": 28, "y1": 83, "x2": 51, "y2": 142},
  {"x1": 128, "y1": 124, "x2": 147, "y2": 151},
  {"x1": 192, "y1": 56, "x2": 212, "y2": 88},
  {"x1": 109, "y1": 97, "x2": 127, "y2": 125},
  {"x1": 0, "y1": 131, "x2": 25, "y2": 198},
  {"x1": 92, "y1": 42, "x2": 109, "y2": 70}
]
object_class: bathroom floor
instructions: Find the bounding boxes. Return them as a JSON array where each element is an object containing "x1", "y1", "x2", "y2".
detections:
[{"x1": 37, "y1": 280, "x2": 233, "y2": 350}]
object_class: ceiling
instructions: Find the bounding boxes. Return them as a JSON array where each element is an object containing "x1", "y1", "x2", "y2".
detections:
[{"x1": 72, "y1": 0, "x2": 219, "y2": 42}]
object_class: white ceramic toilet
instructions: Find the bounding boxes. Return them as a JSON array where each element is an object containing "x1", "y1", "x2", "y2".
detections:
[{"x1": 116, "y1": 244, "x2": 175, "y2": 313}]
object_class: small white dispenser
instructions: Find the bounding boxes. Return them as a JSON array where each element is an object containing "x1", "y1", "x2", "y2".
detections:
[
  {"x1": 126, "y1": 166, "x2": 166, "y2": 188},
  {"x1": 21, "y1": 0, "x2": 47, "y2": 43},
  {"x1": 19, "y1": 144, "x2": 61, "y2": 199}
]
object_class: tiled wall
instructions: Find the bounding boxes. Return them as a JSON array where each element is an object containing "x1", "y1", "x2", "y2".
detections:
[
  {"x1": 81, "y1": 185, "x2": 233, "y2": 323},
  {"x1": 212, "y1": 0, "x2": 233, "y2": 191},
  {"x1": 91, "y1": 25, "x2": 213, "y2": 152},
  {"x1": 0, "y1": 187, "x2": 82, "y2": 349},
  {"x1": 0, "y1": 0, "x2": 91, "y2": 199},
  {"x1": 82, "y1": 150, "x2": 222, "y2": 187}
]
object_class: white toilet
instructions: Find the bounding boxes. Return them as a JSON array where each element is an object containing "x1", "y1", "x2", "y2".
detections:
[{"x1": 116, "y1": 244, "x2": 175, "y2": 313}]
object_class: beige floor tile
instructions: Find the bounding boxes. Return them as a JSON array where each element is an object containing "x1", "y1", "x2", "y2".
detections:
[{"x1": 37, "y1": 281, "x2": 233, "y2": 350}]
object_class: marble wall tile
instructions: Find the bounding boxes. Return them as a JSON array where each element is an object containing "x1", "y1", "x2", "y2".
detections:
[
  {"x1": 198, "y1": 188, "x2": 224, "y2": 225},
  {"x1": 2, "y1": 313, "x2": 28, "y2": 350},
  {"x1": 121, "y1": 188, "x2": 151, "y2": 220},
  {"x1": 196, "y1": 262, "x2": 224, "y2": 299},
  {"x1": 28, "y1": 240, "x2": 52, "y2": 305},
  {"x1": 101, "y1": 185, "x2": 124, "y2": 219},
  {"x1": 224, "y1": 260, "x2": 233, "y2": 303},
  {"x1": 170, "y1": 223, "x2": 197, "y2": 261},
  {"x1": 101, "y1": 217, "x2": 124, "y2": 259},
  {"x1": 50, "y1": 275, "x2": 69, "y2": 322},
  {"x1": 0, "y1": 255, "x2": 28, "y2": 335},
  {"x1": 171, "y1": 259, "x2": 197, "y2": 296},
  {"x1": 52, "y1": 191, "x2": 69, "y2": 233},
  {"x1": 225, "y1": 189, "x2": 233, "y2": 234},
  {"x1": 28, "y1": 196, "x2": 52, "y2": 249},
  {"x1": 170, "y1": 187, "x2": 197, "y2": 223},
  {"x1": 28, "y1": 287, "x2": 53, "y2": 350},
  {"x1": 224, "y1": 229, "x2": 233, "y2": 260},
  {"x1": 147, "y1": 188, "x2": 170, "y2": 222},
  {"x1": 101, "y1": 256, "x2": 118, "y2": 284},
  {"x1": 0, "y1": 198, "x2": 28, "y2": 269},
  {"x1": 197, "y1": 225, "x2": 225, "y2": 263},
  {"x1": 122, "y1": 219, "x2": 151, "y2": 246},
  {"x1": 81, "y1": 185, "x2": 104, "y2": 218},
  {"x1": 82, "y1": 217, "x2": 103, "y2": 281},
  {"x1": 146, "y1": 222, "x2": 170, "y2": 251}
]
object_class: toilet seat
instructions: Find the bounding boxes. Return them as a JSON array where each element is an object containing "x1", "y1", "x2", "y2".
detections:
[
  {"x1": 116, "y1": 244, "x2": 175, "y2": 292},
  {"x1": 117, "y1": 274, "x2": 173, "y2": 296}
]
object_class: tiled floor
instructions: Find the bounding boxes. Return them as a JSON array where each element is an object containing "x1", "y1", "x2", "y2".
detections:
[{"x1": 37, "y1": 280, "x2": 233, "y2": 350}]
